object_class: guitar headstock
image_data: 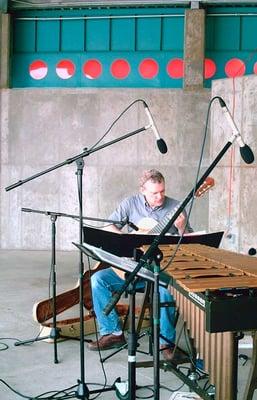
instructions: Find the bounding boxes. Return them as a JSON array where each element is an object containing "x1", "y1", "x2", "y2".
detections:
[{"x1": 195, "y1": 177, "x2": 215, "y2": 198}]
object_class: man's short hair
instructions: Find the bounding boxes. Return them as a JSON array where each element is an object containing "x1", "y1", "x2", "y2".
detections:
[{"x1": 139, "y1": 169, "x2": 165, "y2": 189}]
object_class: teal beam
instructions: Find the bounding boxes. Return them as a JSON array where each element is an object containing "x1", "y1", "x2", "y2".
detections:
[{"x1": 0, "y1": 0, "x2": 8, "y2": 13}]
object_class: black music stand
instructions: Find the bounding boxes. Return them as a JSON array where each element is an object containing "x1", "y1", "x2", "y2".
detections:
[
  {"x1": 83, "y1": 227, "x2": 224, "y2": 257},
  {"x1": 73, "y1": 241, "x2": 169, "y2": 400},
  {"x1": 15, "y1": 209, "x2": 61, "y2": 364},
  {"x1": 14, "y1": 208, "x2": 125, "y2": 364}
]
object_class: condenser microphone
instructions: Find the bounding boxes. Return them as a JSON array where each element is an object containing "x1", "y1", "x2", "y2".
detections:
[
  {"x1": 143, "y1": 102, "x2": 168, "y2": 154},
  {"x1": 126, "y1": 219, "x2": 139, "y2": 231},
  {"x1": 218, "y1": 98, "x2": 254, "y2": 164},
  {"x1": 248, "y1": 248, "x2": 257, "y2": 256}
]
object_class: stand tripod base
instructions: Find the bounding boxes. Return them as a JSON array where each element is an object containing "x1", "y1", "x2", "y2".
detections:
[
  {"x1": 115, "y1": 380, "x2": 129, "y2": 400},
  {"x1": 14, "y1": 327, "x2": 61, "y2": 346},
  {"x1": 75, "y1": 377, "x2": 122, "y2": 400},
  {"x1": 36, "y1": 316, "x2": 100, "y2": 342}
]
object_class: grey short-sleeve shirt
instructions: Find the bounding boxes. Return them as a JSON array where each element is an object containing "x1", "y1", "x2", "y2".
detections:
[{"x1": 108, "y1": 193, "x2": 193, "y2": 234}]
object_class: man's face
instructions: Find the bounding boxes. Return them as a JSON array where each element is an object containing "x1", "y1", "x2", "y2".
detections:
[{"x1": 141, "y1": 180, "x2": 165, "y2": 208}]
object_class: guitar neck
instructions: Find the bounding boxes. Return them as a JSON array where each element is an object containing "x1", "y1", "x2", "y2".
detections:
[
  {"x1": 148, "y1": 177, "x2": 214, "y2": 235},
  {"x1": 148, "y1": 203, "x2": 180, "y2": 234}
]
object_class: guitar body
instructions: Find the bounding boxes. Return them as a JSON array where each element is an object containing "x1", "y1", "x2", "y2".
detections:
[{"x1": 135, "y1": 217, "x2": 158, "y2": 233}]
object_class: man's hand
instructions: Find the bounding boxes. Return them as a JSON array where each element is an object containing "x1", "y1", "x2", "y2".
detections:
[{"x1": 174, "y1": 212, "x2": 187, "y2": 234}]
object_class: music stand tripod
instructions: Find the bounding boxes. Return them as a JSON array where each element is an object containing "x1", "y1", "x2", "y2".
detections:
[
  {"x1": 15, "y1": 207, "x2": 126, "y2": 365},
  {"x1": 15, "y1": 208, "x2": 61, "y2": 364}
]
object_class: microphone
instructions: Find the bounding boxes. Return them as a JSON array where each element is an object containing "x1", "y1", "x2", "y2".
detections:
[
  {"x1": 126, "y1": 219, "x2": 139, "y2": 231},
  {"x1": 143, "y1": 102, "x2": 168, "y2": 154},
  {"x1": 121, "y1": 218, "x2": 139, "y2": 231},
  {"x1": 248, "y1": 248, "x2": 257, "y2": 256},
  {"x1": 218, "y1": 97, "x2": 254, "y2": 164}
]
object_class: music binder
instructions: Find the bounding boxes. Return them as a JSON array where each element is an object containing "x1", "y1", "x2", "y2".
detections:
[{"x1": 83, "y1": 226, "x2": 224, "y2": 257}]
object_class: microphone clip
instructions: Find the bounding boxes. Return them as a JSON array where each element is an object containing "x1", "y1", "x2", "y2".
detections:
[{"x1": 125, "y1": 218, "x2": 139, "y2": 231}]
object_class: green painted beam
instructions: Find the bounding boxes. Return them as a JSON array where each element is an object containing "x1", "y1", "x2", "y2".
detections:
[{"x1": 0, "y1": 0, "x2": 8, "y2": 13}]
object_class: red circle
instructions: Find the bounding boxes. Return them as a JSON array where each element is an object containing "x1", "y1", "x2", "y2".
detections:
[
  {"x1": 110, "y1": 59, "x2": 130, "y2": 79},
  {"x1": 253, "y1": 62, "x2": 257, "y2": 74},
  {"x1": 83, "y1": 59, "x2": 102, "y2": 79},
  {"x1": 225, "y1": 58, "x2": 245, "y2": 78},
  {"x1": 139, "y1": 59, "x2": 159, "y2": 79},
  {"x1": 29, "y1": 60, "x2": 48, "y2": 80},
  {"x1": 166, "y1": 59, "x2": 184, "y2": 79},
  {"x1": 56, "y1": 60, "x2": 75, "y2": 79},
  {"x1": 204, "y1": 59, "x2": 216, "y2": 79}
]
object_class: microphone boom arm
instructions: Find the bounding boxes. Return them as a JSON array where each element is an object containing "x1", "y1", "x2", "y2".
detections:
[{"x1": 5, "y1": 125, "x2": 150, "y2": 192}]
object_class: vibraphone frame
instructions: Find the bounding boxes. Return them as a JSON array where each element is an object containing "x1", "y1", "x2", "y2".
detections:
[{"x1": 139, "y1": 243, "x2": 257, "y2": 400}]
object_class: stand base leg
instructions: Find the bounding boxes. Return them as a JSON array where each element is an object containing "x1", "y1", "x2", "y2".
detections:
[
  {"x1": 14, "y1": 327, "x2": 61, "y2": 346},
  {"x1": 76, "y1": 381, "x2": 90, "y2": 399},
  {"x1": 75, "y1": 377, "x2": 122, "y2": 399},
  {"x1": 14, "y1": 328, "x2": 61, "y2": 364}
]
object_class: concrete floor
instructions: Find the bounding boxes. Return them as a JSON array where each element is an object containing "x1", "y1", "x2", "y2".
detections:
[{"x1": 1, "y1": 249, "x2": 256, "y2": 400}]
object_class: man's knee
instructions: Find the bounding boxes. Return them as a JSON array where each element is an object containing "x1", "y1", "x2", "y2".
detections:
[
  {"x1": 159, "y1": 286, "x2": 174, "y2": 302},
  {"x1": 90, "y1": 270, "x2": 103, "y2": 289},
  {"x1": 90, "y1": 268, "x2": 111, "y2": 289}
]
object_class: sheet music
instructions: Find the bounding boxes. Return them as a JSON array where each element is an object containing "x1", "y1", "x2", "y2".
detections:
[
  {"x1": 83, "y1": 226, "x2": 224, "y2": 257},
  {"x1": 74, "y1": 242, "x2": 169, "y2": 288}
]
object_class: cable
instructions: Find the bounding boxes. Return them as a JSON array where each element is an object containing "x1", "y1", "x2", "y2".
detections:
[
  {"x1": 87, "y1": 99, "x2": 146, "y2": 152},
  {"x1": 0, "y1": 377, "x2": 115, "y2": 400},
  {"x1": 161, "y1": 96, "x2": 216, "y2": 274},
  {"x1": 0, "y1": 342, "x2": 9, "y2": 351},
  {"x1": 82, "y1": 222, "x2": 116, "y2": 229}
]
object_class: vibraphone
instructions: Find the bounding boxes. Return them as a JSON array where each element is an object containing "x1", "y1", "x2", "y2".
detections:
[{"x1": 151, "y1": 243, "x2": 257, "y2": 400}]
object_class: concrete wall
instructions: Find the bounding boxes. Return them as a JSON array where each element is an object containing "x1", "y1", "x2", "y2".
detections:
[
  {"x1": 210, "y1": 75, "x2": 257, "y2": 255},
  {"x1": 1, "y1": 88, "x2": 212, "y2": 250}
]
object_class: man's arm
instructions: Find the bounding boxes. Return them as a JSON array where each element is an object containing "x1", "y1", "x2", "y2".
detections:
[
  {"x1": 103, "y1": 224, "x2": 122, "y2": 234},
  {"x1": 174, "y1": 212, "x2": 193, "y2": 235},
  {"x1": 105, "y1": 197, "x2": 132, "y2": 234}
]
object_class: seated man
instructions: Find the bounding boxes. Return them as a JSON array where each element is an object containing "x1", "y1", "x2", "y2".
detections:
[{"x1": 88, "y1": 169, "x2": 193, "y2": 360}]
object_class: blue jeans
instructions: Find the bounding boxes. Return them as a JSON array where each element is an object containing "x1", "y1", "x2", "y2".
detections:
[{"x1": 91, "y1": 267, "x2": 176, "y2": 345}]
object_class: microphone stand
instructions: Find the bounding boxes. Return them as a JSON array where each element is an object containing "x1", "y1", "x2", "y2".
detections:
[
  {"x1": 14, "y1": 207, "x2": 123, "y2": 364},
  {"x1": 103, "y1": 134, "x2": 252, "y2": 400},
  {"x1": 5, "y1": 124, "x2": 150, "y2": 400}
]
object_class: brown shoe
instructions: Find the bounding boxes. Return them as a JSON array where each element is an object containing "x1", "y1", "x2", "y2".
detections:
[
  {"x1": 160, "y1": 344, "x2": 189, "y2": 364},
  {"x1": 87, "y1": 333, "x2": 126, "y2": 351}
]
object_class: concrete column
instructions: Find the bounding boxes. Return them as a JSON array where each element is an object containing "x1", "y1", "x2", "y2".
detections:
[
  {"x1": 0, "y1": 12, "x2": 10, "y2": 88},
  {"x1": 183, "y1": 8, "x2": 205, "y2": 90}
]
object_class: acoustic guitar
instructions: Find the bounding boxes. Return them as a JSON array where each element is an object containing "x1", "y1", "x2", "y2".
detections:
[{"x1": 135, "y1": 176, "x2": 215, "y2": 234}]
